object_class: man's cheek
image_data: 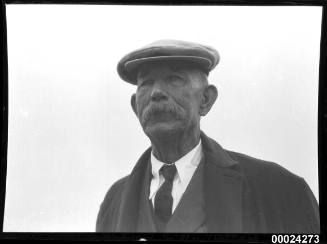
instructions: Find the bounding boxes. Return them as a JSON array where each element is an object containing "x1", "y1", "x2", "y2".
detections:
[{"x1": 136, "y1": 94, "x2": 147, "y2": 110}]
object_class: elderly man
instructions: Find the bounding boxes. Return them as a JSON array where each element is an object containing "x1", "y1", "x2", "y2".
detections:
[{"x1": 96, "y1": 40, "x2": 320, "y2": 233}]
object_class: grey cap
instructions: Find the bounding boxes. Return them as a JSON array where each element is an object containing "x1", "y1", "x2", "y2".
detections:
[{"x1": 117, "y1": 39, "x2": 220, "y2": 85}]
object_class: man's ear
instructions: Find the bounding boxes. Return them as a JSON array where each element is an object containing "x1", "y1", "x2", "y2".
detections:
[
  {"x1": 131, "y1": 94, "x2": 138, "y2": 116},
  {"x1": 199, "y1": 85, "x2": 218, "y2": 116}
]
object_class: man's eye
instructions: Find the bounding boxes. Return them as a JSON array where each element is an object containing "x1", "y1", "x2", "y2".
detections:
[
  {"x1": 167, "y1": 75, "x2": 185, "y2": 86},
  {"x1": 139, "y1": 79, "x2": 154, "y2": 87}
]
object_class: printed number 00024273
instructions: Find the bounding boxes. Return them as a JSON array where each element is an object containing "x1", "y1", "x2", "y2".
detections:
[{"x1": 271, "y1": 235, "x2": 319, "y2": 243}]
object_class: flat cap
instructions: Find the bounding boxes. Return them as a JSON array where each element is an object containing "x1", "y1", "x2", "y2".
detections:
[{"x1": 117, "y1": 39, "x2": 220, "y2": 85}]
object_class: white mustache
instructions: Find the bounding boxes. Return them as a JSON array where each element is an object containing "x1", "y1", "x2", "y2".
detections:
[{"x1": 141, "y1": 102, "x2": 184, "y2": 124}]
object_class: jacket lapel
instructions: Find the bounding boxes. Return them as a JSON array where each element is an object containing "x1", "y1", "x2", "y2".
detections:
[
  {"x1": 201, "y1": 132, "x2": 244, "y2": 233},
  {"x1": 164, "y1": 161, "x2": 206, "y2": 232},
  {"x1": 115, "y1": 148, "x2": 152, "y2": 232},
  {"x1": 137, "y1": 158, "x2": 157, "y2": 232}
]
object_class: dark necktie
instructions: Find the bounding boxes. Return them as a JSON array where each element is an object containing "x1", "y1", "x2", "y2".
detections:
[{"x1": 154, "y1": 163, "x2": 177, "y2": 232}]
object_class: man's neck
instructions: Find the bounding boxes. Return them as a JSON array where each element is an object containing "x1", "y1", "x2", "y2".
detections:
[{"x1": 149, "y1": 129, "x2": 201, "y2": 164}]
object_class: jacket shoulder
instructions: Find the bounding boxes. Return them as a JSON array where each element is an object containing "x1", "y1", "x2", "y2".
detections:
[
  {"x1": 103, "y1": 176, "x2": 129, "y2": 200},
  {"x1": 226, "y1": 150, "x2": 310, "y2": 198},
  {"x1": 226, "y1": 150, "x2": 319, "y2": 233},
  {"x1": 100, "y1": 175, "x2": 129, "y2": 208},
  {"x1": 227, "y1": 150, "x2": 303, "y2": 183},
  {"x1": 96, "y1": 175, "x2": 129, "y2": 232}
]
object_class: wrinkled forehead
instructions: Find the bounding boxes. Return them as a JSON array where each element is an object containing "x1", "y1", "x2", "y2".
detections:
[{"x1": 135, "y1": 60, "x2": 206, "y2": 80}]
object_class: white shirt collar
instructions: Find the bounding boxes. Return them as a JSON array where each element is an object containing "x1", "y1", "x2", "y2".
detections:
[{"x1": 150, "y1": 139, "x2": 202, "y2": 183}]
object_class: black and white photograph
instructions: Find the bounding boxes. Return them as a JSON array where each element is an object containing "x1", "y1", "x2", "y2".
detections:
[{"x1": 3, "y1": 4, "x2": 322, "y2": 233}]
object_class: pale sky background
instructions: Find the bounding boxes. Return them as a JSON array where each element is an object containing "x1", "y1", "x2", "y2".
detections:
[{"x1": 4, "y1": 5, "x2": 322, "y2": 232}]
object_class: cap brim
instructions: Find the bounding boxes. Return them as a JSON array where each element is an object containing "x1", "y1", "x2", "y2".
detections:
[{"x1": 124, "y1": 55, "x2": 212, "y2": 73}]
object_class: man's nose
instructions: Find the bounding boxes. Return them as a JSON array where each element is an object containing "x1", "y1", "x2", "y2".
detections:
[{"x1": 150, "y1": 82, "x2": 168, "y2": 102}]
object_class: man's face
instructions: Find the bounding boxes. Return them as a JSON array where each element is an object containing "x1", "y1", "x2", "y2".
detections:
[{"x1": 132, "y1": 62, "x2": 206, "y2": 137}]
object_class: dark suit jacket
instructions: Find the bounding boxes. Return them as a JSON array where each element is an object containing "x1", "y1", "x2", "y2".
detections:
[{"x1": 96, "y1": 132, "x2": 320, "y2": 233}]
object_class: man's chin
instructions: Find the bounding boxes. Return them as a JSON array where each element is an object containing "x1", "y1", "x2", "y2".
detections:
[{"x1": 143, "y1": 121, "x2": 183, "y2": 137}]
